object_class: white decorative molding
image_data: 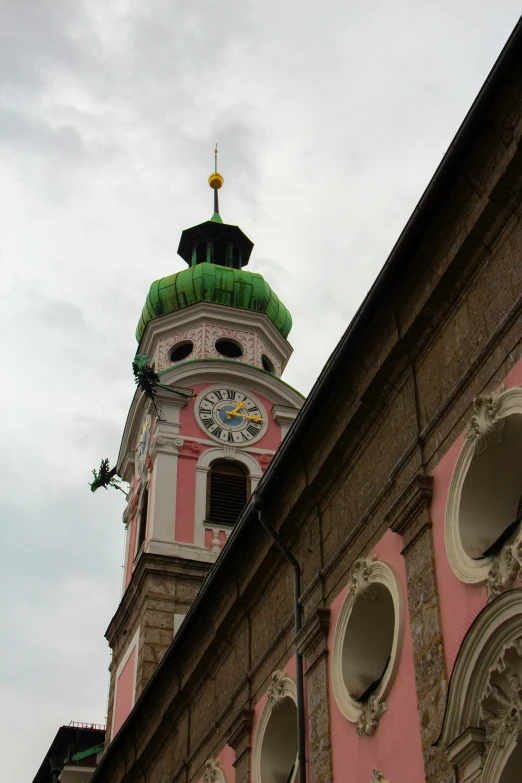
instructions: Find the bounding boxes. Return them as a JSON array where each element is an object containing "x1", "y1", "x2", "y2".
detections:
[
  {"x1": 252, "y1": 671, "x2": 297, "y2": 783},
  {"x1": 331, "y1": 557, "x2": 404, "y2": 737},
  {"x1": 439, "y1": 591, "x2": 522, "y2": 783},
  {"x1": 445, "y1": 386, "x2": 522, "y2": 588},
  {"x1": 157, "y1": 325, "x2": 203, "y2": 371},
  {"x1": 480, "y1": 638, "x2": 522, "y2": 752},
  {"x1": 223, "y1": 444, "x2": 237, "y2": 460},
  {"x1": 486, "y1": 539, "x2": 522, "y2": 602},
  {"x1": 370, "y1": 770, "x2": 390, "y2": 783},
  {"x1": 357, "y1": 695, "x2": 387, "y2": 738},
  {"x1": 202, "y1": 757, "x2": 226, "y2": 783},
  {"x1": 150, "y1": 434, "x2": 184, "y2": 460},
  {"x1": 465, "y1": 387, "x2": 506, "y2": 454},
  {"x1": 267, "y1": 669, "x2": 288, "y2": 708},
  {"x1": 272, "y1": 404, "x2": 299, "y2": 439},
  {"x1": 194, "y1": 447, "x2": 262, "y2": 547},
  {"x1": 141, "y1": 301, "x2": 293, "y2": 373},
  {"x1": 205, "y1": 324, "x2": 255, "y2": 364}
]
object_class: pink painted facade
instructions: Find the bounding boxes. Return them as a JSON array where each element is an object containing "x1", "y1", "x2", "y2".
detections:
[
  {"x1": 328, "y1": 531, "x2": 425, "y2": 783},
  {"x1": 431, "y1": 357, "x2": 522, "y2": 674},
  {"x1": 112, "y1": 646, "x2": 136, "y2": 736}
]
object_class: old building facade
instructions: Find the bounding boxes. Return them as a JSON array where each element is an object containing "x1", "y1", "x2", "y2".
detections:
[{"x1": 87, "y1": 19, "x2": 522, "y2": 783}]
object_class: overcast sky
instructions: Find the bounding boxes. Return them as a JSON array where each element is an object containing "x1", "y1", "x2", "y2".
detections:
[{"x1": 1, "y1": 2, "x2": 520, "y2": 780}]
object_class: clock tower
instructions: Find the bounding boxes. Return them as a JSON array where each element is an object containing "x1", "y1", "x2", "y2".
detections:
[{"x1": 104, "y1": 156, "x2": 303, "y2": 741}]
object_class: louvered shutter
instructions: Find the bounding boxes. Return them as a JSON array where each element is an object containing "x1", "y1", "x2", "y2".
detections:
[{"x1": 207, "y1": 461, "x2": 249, "y2": 527}]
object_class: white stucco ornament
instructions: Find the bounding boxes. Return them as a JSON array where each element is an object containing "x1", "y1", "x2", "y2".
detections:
[
  {"x1": 445, "y1": 386, "x2": 522, "y2": 594},
  {"x1": 331, "y1": 557, "x2": 404, "y2": 738},
  {"x1": 371, "y1": 770, "x2": 390, "y2": 783}
]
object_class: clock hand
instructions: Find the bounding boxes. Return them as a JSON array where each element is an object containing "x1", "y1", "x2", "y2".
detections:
[
  {"x1": 229, "y1": 411, "x2": 264, "y2": 422},
  {"x1": 226, "y1": 400, "x2": 245, "y2": 419}
]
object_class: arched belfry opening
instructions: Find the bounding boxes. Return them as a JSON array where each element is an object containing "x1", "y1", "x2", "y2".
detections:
[
  {"x1": 206, "y1": 460, "x2": 249, "y2": 528},
  {"x1": 136, "y1": 487, "x2": 148, "y2": 556}
]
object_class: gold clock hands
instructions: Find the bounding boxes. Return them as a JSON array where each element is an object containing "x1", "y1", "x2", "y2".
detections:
[
  {"x1": 229, "y1": 411, "x2": 264, "y2": 422},
  {"x1": 226, "y1": 400, "x2": 245, "y2": 419}
]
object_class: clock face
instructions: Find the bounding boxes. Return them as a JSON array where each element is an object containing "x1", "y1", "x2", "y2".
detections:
[{"x1": 196, "y1": 388, "x2": 266, "y2": 444}]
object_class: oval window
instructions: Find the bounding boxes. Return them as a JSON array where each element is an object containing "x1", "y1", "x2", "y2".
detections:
[
  {"x1": 215, "y1": 339, "x2": 243, "y2": 359},
  {"x1": 260, "y1": 696, "x2": 297, "y2": 783},
  {"x1": 170, "y1": 341, "x2": 194, "y2": 362},
  {"x1": 342, "y1": 583, "x2": 394, "y2": 701},
  {"x1": 262, "y1": 354, "x2": 275, "y2": 374}
]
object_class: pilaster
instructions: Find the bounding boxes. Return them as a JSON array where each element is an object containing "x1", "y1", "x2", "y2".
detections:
[
  {"x1": 226, "y1": 709, "x2": 254, "y2": 783},
  {"x1": 147, "y1": 391, "x2": 187, "y2": 553},
  {"x1": 296, "y1": 608, "x2": 332, "y2": 783},
  {"x1": 389, "y1": 474, "x2": 455, "y2": 783}
]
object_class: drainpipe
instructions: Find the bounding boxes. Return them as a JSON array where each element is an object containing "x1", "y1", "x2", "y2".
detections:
[{"x1": 251, "y1": 493, "x2": 307, "y2": 783}]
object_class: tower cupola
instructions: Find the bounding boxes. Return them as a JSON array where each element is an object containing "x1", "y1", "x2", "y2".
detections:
[{"x1": 136, "y1": 148, "x2": 292, "y2": 343}]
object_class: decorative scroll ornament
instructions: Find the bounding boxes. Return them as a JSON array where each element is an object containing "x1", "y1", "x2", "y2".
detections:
[
  {"x1": 465, "y1": 386, "x2": 505, "y2": 454},
  {"x1": 356, "y1": 694, "x2": 387, "y2": 737},
  {"x1": 203, "y1": 758, "x2": 221, "y2": 783},
  {"x1": 150, "y1": 435, "x2": 184, "y2": 459},
  {"x1": 348, "y1": 556, "x2": 375, "y2": 598},
  {"x1": 267, "y1": 669, "x2": 287, "y2": 708},
  {"x1": 370, "y1": 770, "x2": 390, "y2": 783},
  {"x1": 480, "y1": 638, "x2": 522, "y2": 752},
  {"x1": 486, "y1": 537, "x2": 522, "y2": 601}
]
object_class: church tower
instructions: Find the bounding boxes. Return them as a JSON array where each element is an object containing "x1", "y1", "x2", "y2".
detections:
[{"x1": 105, "y1": 154, "x2": 303, "y2": 741}]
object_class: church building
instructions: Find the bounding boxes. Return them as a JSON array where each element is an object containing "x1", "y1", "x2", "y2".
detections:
[{"x1": 37, "y1": 16, "x2": 522, "y2": 783}]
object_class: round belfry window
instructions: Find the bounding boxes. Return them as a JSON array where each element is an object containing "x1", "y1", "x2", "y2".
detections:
[
  {"x1": 252, "y1": 671, "x2": 298, "y2": 783},
  {"x1": 169, "y1": 341, "x2": 194, "y2": 363},
  {"x1": 260, "y1": 697, "x2": 297, "y2": 783},
  {"x1": 215, "y1": 339, "x2": 243, "y2": 359},
  {"x1": 445, "y1": 387, "x2": 522, "y2": 586},
  {"x1": 331, "y1": 558, "x2": 404, "y2": 736}
]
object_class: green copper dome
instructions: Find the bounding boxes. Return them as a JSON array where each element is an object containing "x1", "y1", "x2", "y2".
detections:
[{"x1": 136, "y1": 262, "x2": 292, "y2": 342}]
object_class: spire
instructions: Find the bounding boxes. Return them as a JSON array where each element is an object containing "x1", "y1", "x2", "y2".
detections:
[{"x1": 208, "y1": 142, "x2": 224, "y2": 223}]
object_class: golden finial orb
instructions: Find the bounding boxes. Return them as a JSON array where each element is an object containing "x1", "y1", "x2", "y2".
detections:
[
  {"x1": 209, "y1": 142, "x2": 224, "y2": 189},
  {"x1": 208, "y1": 171, "x2": 224, "y2": 189}
]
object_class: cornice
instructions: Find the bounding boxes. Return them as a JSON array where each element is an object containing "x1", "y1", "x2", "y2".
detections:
[
  {"x1": 105, "y1": 552, "x2": 211, "y2": 646},
  {"x1": 139, "y1": 301, "x2": 293, "y2": 364}
]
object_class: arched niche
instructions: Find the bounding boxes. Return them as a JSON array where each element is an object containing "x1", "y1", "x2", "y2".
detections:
[
  {"x1": 445, "y1": 386, "x2": 522, "y2": 596},
  {"x1": 252, "y1": 670, "x2": 298, "y2": 783},
  {"x1": 331, "y1": 557, "x2": 404, "y2": 737},
  {"x1": 438, "y1": 590, "x2": 522, "y2": 783}
]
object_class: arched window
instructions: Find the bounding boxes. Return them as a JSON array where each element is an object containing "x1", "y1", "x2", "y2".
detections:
[
  {"x1": 136, "y1": 488, "x2": 148, "y2": 555},
  {"x1": 206, "y1": 460, "x2": 249, "y2": 527},
  {"x1": 196, "y1": 242, "x2": 207, "y2": 265},
  {"x1": 214, "y1": 241, "x2": 227, "y2": 267}
]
